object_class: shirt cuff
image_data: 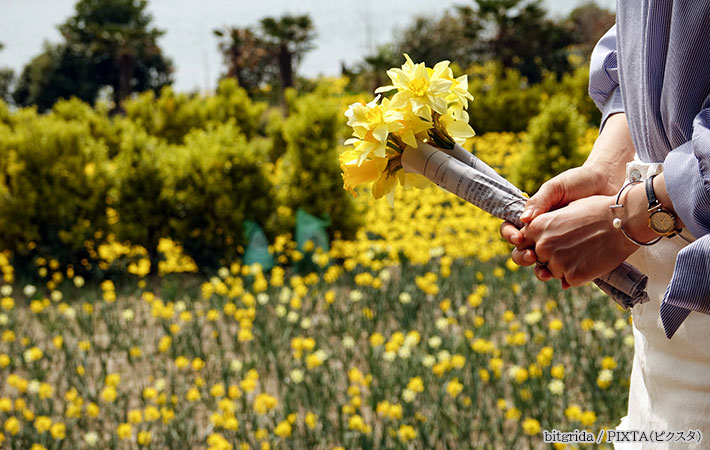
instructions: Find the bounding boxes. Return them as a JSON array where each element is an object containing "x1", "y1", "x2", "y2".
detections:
[
  {"x1": 664, "y1": 142, "x2": 710, "y2": 238},
  {"x1": 600, "y1": 87, "x2": 624, "y2": 133}
]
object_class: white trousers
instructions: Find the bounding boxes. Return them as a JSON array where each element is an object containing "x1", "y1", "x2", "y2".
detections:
[{"x1": 615, "y1": 161, "x2": 710, "y2": 449}]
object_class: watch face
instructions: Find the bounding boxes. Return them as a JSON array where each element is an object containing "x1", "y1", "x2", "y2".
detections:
[{"x1": 649, "y1": 210, "x2": 676, "y2": 234}]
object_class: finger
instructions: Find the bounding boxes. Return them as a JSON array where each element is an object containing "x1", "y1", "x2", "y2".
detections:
[
  {"x1": 520, "y1": 180, "x2": 564, "y2": 223},
  {"x1": 533, "y1": 264, "x2": 554, "y2": 282},
  {"x1": 499, "y1": 221, "x2": 523, "y2": 245},
  {"x1": 561, "y1": 277, "x2": 571, "y2": 289},
  {"x1": 511, "y1": 248, "x2": 537, "y2": 266}
]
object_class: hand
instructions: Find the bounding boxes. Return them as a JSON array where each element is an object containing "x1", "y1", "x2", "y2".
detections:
[
  {"x1": 519, "y1": 194, "x2": 639, "y2": 287},
  {"x1": 500, "y1": 112, "x2": 635, "y2": 282},
  {"x1": 499, "y1": 163, "x2": 623, "y2": 283}
]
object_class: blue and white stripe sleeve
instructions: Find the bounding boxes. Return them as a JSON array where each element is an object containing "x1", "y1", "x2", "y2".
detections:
[
  {"x1": 588, "y1": 25, "x2": 625, "y2": 130},
  {"x1": 664, "y1": 107, "x2": 710, "y2": 239}
]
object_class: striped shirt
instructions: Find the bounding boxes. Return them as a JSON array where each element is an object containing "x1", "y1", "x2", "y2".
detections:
[{"x1": 588, "y1": 1, "x2": 710, "y2": 338}]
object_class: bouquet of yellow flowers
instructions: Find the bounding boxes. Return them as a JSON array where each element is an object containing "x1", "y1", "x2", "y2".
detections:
[
  {"x1": 341, "y1": 54, "x2": 650, "y2": 309},
  {"x1": 341, "y1": 54, "x2": 475, "y2": 199}
]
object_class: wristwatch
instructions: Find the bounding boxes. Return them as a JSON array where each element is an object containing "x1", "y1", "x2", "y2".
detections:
[{"x1": 645, "y1": 174, "x2": 679, "y2": 237}]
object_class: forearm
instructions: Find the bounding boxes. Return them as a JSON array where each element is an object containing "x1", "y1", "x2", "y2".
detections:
[{"x1": 583, "y1": 113, "x2": 636, "y2": 192}]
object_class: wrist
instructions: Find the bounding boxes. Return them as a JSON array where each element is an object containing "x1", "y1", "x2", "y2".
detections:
[{"x1": 620, "y1": 183, "x2": 660, "y2": 244}]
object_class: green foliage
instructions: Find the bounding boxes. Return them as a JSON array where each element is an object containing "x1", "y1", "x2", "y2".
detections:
[
  {"x1": 0, "y1": 109, "x2": 109, "y2": 263},
  {"x1": 158, "y1": 123, "x2": 274, "y2": 268},
  {"x1": 59, "y1": 0, "x2": 173, "y2": 107},
  {"x1": 542, "y1": 65, "x2": 601, "y2": 126},
  {"x1": 467, "y1": 62, "x2": 543, "y2": 134},
  {"x1": 512, "y1": 94, "x2": 587, "y2": 194},
  {"x1": 279, "y1": 90, "x2": 360, "y2": 238},
  {"x1": 109, "y1": 121, "x2": 169, "y2": 267},
  {"x1": 13, "y1": 43, "x2": 99, "y2": 111},
  {"x1": 124, "y1": 79, "x2": 265, "y2": 144}
]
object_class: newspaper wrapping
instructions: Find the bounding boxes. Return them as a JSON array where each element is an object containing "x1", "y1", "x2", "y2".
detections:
[{"x1": 401, "y1": 141, "x2": 649, "y2": 309}]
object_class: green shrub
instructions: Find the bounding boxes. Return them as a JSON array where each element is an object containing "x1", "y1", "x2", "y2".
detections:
[
  {"x1": 124, "y1": 78, "x2": 266, "y2": 144},
  {"x1": 512, "y1": 94, "x2": 587, "y2": 194},
  {"x1": 0, "y1": 109, "x2": 110, "y2": 264},
  {"x1": 158, "y1": 123, "x2": 274, "y2": 268},
  {"x1": 467, "y1": 62, "x2": 543, "y2": 134},
  {"x1": 109, "y1": 121, "x2": 171, "y2": 268},
  {"x1": 541, "y1": 65, "x2": 601, "y2": 127},
  {"x1": 278, "y1": 90, "x2": 361, "y2": 239}
]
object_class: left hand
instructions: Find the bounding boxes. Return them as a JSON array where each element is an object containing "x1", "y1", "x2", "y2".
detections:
[{"x1": 517, "y1": 194, "x2": 639, "y2": 287}]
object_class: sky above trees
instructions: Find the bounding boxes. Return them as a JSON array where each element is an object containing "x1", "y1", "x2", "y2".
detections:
[{"x1": 0, "y1": 0, "x2": 614, "y2": 93}]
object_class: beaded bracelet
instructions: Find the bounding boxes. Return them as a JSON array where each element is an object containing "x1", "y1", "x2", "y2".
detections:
[{"x1": 609, "y1": 180, "x2": 661, "y2": 246}]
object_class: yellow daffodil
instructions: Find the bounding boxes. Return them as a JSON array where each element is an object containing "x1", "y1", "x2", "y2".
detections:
[{"x1": 377, "y1": 54, "x2": 453, "y2": 117}]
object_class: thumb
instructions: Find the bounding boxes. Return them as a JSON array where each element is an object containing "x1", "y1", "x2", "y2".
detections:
[{"x1": 519, "y1": 176, "x2": 567, "y2": 223}]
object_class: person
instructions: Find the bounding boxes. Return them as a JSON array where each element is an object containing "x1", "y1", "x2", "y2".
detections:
[{"x1": 500, "y1": 2, "x2": 710, "y2": 448}]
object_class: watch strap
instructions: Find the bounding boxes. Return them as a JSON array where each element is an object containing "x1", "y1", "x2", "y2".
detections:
[{"x1": 645, "y1": 174, "x2": 659, "y2": 209}]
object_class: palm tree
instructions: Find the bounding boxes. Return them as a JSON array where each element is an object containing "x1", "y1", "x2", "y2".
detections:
[
  {"x1": 259, "y1": 15, "x2": 316, "y2": 106},
  {"x1": 214, "y1": 26, "x2": 274, "y2": 95}
]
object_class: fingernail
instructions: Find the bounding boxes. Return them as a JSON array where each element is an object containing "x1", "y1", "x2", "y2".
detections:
[
  {"x1": 523, "y1": 251, "x2": 536, "y2": 263},
  {"x1": 511, "y1": 233, "x2": 522, "y2": 245},
  {"x1": 520, "y1": 208, "x2": 533, "y2": 221}
]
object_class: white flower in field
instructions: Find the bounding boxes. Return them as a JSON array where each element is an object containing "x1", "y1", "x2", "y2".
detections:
[
  {"x1": 279, "y1": 287, "x2": 291, "y2": 303},
  {"x1": 383, "y1": 351, "x2": 396, "y2": 361},
  {"x1": 155, "y1": 378, "x2": 166, "y2": 391},
  {"x1": 313, "y1": 349, "x2": 328, "y2": 362},
  {"x1": 402, "y1": 388, "x2": 416, "y2": 403},
  {"x1": 300, "y1": 318, "x2": 311, "y2": 329},
  {"x1": 624, "y1": 334, "x2": 635, "y2": 347},
  {"x1": 349, "y1": 290, "x2": 363, "y2": 303},
  {"x1": 50, "y1": 290, "x2": 63, "y2": 302},
  {"x1": 62, "y1": 307, "x2": 76, "y2": 320},
  {"x1": 435, "y1": 317, "x2": 449, "y2": 330},
  {"x1": 598, "y1": 369, "x2": 613, "y2": 383},
  {"x1": 437, "y1": 350, "x2": 450, "y2": 362},
  {"x1": 218, "y1": 267, "x2": 230, "y2": 279},
  {"x1": 429, "y1": 247, "x2": 445, "y2": 258},
  {"x1": 602, "y1": 328, "x2": 616, "y2": 339},
  {"x1": 230, "y1": 360, "x2": 243, "y2": 372},
  {"x1": 175, "y1": 301, "x2": 186, "y2": 312},
  {"x1": 524, "y1": 310, "x2": 542, "y2": 325},
  {"x1": 379, "y1": 269, "x2": 391, "y2": 282},
  {"x1": 84, "y1": 431, "x2": 98, "y2": 446},
  {"x1": 122, "y1": 309, "x2": 135, "y2": 321},
  {"x1": 275, "y1": 305, "x2": 287, "y2": 318},
  {"x1": 290, "y1": 369, "x2": 304, "y2": 384},
  {"x1": 23, "y1": 284, "x2": 37, "y2": 297},
  {"x1": 428, "y1": 336, "x2": 442, "y2": 349},
  {"x1": 28, "y1": 380, "x2": 41, "y2": 394},
  {"x1": 209, "y1": 276, "x2": 221, "y2": 286},
  {"x1": 422, "y1": 355, "x2": 436, "y2": 367},
  {"x1": 614, "y1": 318, "x2": 627, "y2": 330},
  {"x1": 73, "y1": 276, "x2": 85, "y2": 288},
  {"x1": 286, "y1": 311, "x2": 299, "y2": 323},
  {"x1": 398, "y1": 292, "x2": 412, "y2": 304},
  {"x1": 257, "y1": 293, "x2": 269, "y2": 305},
  {"x1": 458, "y1": 306, "x2": 468, "y2": 317},
  {"x1": 548, "y1": 379, "x2": 564, "y2": 395},
  {"x1": 404, "y1": 334, "x2": 419, "y2": 348},
  {"x1": 398, "y1": 347, "x2": 411, "y2": 359},
  {"x1": 0, "y1": 285, "x2": 12, "y2": 296},
  {"x1": 342, "y1": 336, "x2": 355, "y2": 349},
  {"x1": 0, "y1": 314, "x2": 7, "y2": 326},
  {"x1": 592, "y1": 320, "x2": 606, "y2": 332}
]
